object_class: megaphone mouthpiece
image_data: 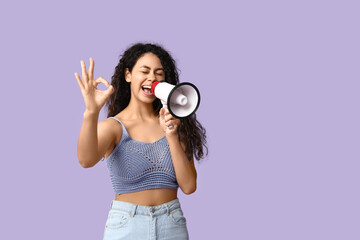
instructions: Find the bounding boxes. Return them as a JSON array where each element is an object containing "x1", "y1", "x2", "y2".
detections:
[{"x1": 151, "y1": 81, "x2": 161, "y2": 95}]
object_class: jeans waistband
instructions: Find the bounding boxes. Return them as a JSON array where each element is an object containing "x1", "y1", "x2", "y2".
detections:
[{"x1": 110, "y1": 198, "x2": 181, "y2": 217}]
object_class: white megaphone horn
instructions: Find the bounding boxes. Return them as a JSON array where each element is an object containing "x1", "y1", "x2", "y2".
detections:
[{"x1": 151, "y1": 81, "x2": 201, "y2": 119}]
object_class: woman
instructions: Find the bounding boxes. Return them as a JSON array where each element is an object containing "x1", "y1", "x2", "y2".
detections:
[{"x1": 75, "y1": 43, "x2": 207, "y2": 239}]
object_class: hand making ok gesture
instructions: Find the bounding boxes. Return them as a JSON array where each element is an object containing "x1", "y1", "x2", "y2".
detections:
[{"x1": 75, "y1": 57, "x2": 114, "y2": 114}]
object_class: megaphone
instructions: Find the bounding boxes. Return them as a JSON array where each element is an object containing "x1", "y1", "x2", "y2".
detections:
[{"x1": 151, "y1": 81, "x2": 200, "y2": 119}]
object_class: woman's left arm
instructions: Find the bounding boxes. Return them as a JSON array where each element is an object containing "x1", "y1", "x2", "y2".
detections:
[
  {"x1": 167, "y1": 134, "x2": 197, "y2": 195},
  {"x1": 160, "y1": 107, "x2": 197, "y2": 195}
]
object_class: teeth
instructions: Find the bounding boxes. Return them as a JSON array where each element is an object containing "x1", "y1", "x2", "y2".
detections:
[{"x1": 142, "y1": 86, "x2": 151, "y2": 89}]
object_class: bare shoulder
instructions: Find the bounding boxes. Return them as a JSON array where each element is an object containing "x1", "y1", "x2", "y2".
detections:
[
  {"x1": 99, "y1": 117, "x2": 122, "y2": 139},
  {"x1": 97, "y1": 117, "x2": 123, "y2": 157}
]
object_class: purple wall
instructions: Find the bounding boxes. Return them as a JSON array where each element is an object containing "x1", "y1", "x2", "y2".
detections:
[{"x1": 1, "y1": 1, "x2": 359, "y2": 239}]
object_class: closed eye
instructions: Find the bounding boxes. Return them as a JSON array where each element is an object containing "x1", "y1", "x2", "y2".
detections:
[{"x1": 141, "y1": 71, "x2": 163, "y2": 76}]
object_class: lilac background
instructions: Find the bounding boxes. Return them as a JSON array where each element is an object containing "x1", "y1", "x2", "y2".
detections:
[{"x1": 1, "y1": 0, "x2": 359, "y2": 239}]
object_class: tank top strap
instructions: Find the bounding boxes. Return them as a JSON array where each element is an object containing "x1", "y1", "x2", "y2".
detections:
[{"x1": 108, "y1": 117, "x2": 129, "y2": 136}]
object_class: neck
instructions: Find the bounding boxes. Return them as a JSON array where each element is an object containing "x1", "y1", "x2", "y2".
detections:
[{"x1": 123, "y1": 98, "x2": 158, "y2": 120}]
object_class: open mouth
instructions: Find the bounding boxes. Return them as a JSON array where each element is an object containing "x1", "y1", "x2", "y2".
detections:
[{"x1": 141, "y1": 85, "x2": 153, "y2": 96}]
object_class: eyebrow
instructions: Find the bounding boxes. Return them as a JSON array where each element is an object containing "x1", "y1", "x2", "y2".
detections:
[{"x1": 139, "y1": 65, "x2": 164, "y2": 71}]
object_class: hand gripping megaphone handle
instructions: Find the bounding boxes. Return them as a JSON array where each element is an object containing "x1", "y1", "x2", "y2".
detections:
[{"x1": 161, "y1": 102, "x2": 173, "y2": 129}]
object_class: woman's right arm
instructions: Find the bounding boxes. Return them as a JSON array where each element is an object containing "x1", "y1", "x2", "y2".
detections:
[
  {"x1": 75, "y1": 58, "x2": 115, "y2": 168},
  {"x1": 77, "y1": 111, "x2": 117, "y2": 168}
]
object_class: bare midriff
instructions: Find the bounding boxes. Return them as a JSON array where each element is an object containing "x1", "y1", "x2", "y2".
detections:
[{"x1": 115, "y1": 188, "x2": 178, "y2": 206}]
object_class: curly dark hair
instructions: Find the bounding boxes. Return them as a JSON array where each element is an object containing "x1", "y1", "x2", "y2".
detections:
[{"x1": 105, "y1": 43, "x2": 208, "y2": 161}]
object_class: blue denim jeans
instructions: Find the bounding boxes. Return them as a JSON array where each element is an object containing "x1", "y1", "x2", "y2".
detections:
[{"x1": 103, "y1": 198, "x2": 189, "y2": 240}]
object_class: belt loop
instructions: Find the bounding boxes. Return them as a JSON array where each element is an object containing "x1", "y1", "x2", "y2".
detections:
[
  {"x1": 131, "y1": 204, "x2": 137, "y2": 217},
  {"x1": 165, "y1": 204, "x2": 170, "y2": 216}
]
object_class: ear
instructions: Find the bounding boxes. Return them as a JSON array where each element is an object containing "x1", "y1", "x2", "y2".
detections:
[{"x1": 125, "y1": 68, "x2": 131, "y2": 83}]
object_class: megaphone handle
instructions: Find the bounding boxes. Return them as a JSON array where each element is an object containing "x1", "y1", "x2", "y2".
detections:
[
  {"x1": 161, "y1": 99, "x2": 167, "y2": 107},
  {"x1": 161, "y1": 103, "x2": 173, "y2": 129}
]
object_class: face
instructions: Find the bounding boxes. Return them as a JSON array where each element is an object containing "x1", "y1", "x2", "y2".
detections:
[{"x1": 125, "y1": 53, "x2": 165, "y2": 103}]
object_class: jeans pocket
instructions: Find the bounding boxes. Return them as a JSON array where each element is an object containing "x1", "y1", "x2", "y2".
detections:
[
  {"x1": 105, "y1": 210, "x2": 131, "y2": 229},
  {"x1": 170, "y1": 208, "x2": 187, "y2": 226}
]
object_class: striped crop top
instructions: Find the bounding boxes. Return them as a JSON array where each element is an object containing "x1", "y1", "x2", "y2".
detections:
[{"x1": 105, "y1": 117, "x2": 179, "y2": 195}]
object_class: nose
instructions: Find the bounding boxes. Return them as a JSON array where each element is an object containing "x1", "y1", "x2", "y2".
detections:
[{"x1": 147, "y1": 72, "x2": 158, "y2": 83}]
